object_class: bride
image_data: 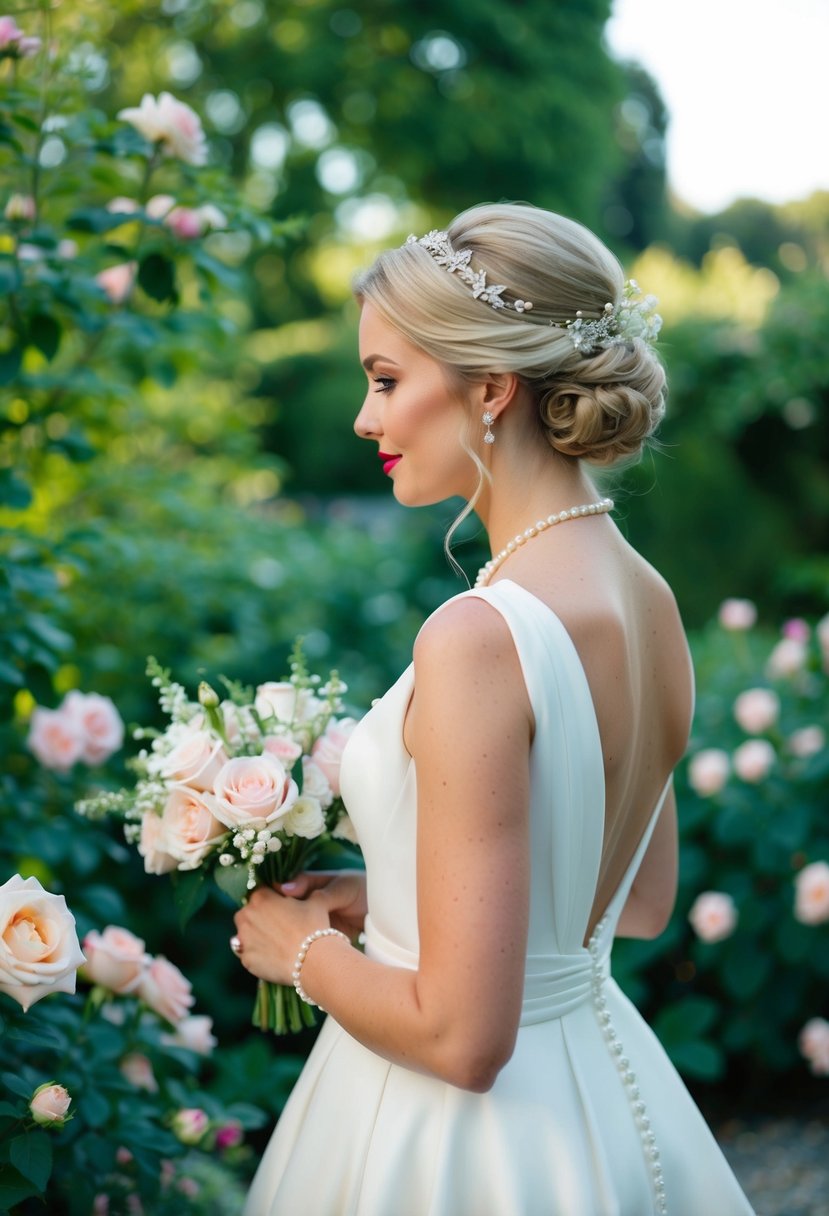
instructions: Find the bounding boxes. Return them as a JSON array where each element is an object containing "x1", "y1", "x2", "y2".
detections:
[{"x1": 231, "y1": 203, "x2": 755, "y2": 1215}]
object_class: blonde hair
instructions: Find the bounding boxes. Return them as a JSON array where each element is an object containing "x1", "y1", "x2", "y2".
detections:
[{"x1": 354, "y1": 202, "x2": 666, "y2": 467}]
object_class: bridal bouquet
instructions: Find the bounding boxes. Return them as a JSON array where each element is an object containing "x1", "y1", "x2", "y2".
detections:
[{"x1": 78, "y1": 646, "x2": 359, "y2": 1034}]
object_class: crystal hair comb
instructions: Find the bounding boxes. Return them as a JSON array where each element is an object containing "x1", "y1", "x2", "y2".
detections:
[{"x1": 405, "y1": 230, "x2": 534, "y2": 313}]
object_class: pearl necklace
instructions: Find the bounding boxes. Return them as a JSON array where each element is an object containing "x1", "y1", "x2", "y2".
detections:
[{"x1": 475, "y1": 497, "x2": 614, "y2": 588}]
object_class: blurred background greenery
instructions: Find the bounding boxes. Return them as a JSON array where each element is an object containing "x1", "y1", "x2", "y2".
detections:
[{"x1": 1, "y1": 1, "x2": 828, "y2": 1203}]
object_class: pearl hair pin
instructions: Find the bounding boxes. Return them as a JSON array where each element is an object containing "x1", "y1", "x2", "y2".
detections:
[{"x1": 475, "y1": 497, "x2": 614, "y2": 588}]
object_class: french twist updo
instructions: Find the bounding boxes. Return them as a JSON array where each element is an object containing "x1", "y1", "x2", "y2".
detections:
[{"x1": 354, "y1": 202, "x2": 666, "y2": 468}]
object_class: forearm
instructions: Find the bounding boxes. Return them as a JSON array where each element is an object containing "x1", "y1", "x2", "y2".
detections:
[{"x1": 298, "y1": 935, "x2": 506, "y2": 1091}]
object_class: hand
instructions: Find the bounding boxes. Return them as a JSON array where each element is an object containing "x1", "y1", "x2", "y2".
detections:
[
  {"x1": 233, "y1": 885, "x2": 333, "y2": 986},
  {"x1": 276, "y1": 870, "x2": 367, "y2": 940}
]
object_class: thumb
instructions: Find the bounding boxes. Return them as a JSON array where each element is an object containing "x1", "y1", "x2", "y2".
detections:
[{"x1": 276, "y1": 871, "x2": 336, "y2": 898}]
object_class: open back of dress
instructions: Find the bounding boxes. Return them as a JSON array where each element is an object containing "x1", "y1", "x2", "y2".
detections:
[{"x1": 244, "y1": 581, "x2": 754, "y2": 1216}]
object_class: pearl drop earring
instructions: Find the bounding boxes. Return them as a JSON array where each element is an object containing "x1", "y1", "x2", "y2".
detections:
[{"x1": 482, "y1": 411, "x2": 495, "y2": 445}]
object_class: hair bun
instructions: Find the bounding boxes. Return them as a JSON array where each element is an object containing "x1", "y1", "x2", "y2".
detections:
[{"x1": 538, "y1": 341, "x2": 666, "y2": 466}]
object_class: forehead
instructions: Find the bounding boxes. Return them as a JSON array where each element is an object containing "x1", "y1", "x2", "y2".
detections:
[{"x1": 358, "y1": 301, "x2": 421, "y2": 364}]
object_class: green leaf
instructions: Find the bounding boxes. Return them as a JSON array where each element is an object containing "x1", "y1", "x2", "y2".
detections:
[
  {"x1": 78, "y1": 1088, "x2": 109, "y2": 1129},
  {"x1": 213, "y1": 862, "x2": 250, "y2": 907},
  {"x1": 2, "y1": 1072, "x2": 36, "y2": 1101},
  {"x1": 667, "y1": 1040, "x2": 724, "y2": 1081},
  {"x1": 66, "y1": 207, "x2": 137, "y2": 234},
  {"x1": 0, "y1": 470, "x2": 32, "y2": 510},
  {"x1": 0, "y1": 345, "x2": 22, "y2": 385},
  {"x1": 0, "y1": 259, "x2": 22, "y2": 295},
  {"x1": 720, "y1": 945, "x2": 771, "y2": 1000},
  {"x1": 28, "y1": 313, "x2": 61, "y2": 361},
  {"x1": 653, "y1": 996, "x2": 719, "y2": 1043},
  {"x1": 138, "y1": 252, "x2": 176, "y2": 302},
  {"x1": 0, "y1": 1166, "x2": 40, "y2": 1208},
  {"x1": 0, "y1": 1101, "x2": 23, "y2": 1117},
  {"x1": 9, "y1": 1131, "x2": 52, "y2": 1192},
  {"x1": 172, "y1": 868, "x2": 208, "y2": 928}
]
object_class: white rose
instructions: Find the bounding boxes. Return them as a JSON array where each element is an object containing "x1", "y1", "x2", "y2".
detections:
[
  {"x1": 301, "y1": 757, "x2": 334, "y2": 810},
  {"x1": 61, "y1": 690, "x2": 124, "y2": 765},
  {"x1": 160, "y1": 728, "x2": 228, "y2": 793},
  {"x1": 117, "y1": 92, "x2": 207, "y2": 166},
  {"x1": 254, "y1": 681, "x2": 298, "y2": 724},
  {"x1": 733, "y1": 688, "x2": 780, "y2": 735},
  {"x1": 159, "y1": 787, "x2": 226, "y2": 870},
  {"x1": 0, "y1": 876, "x2": 86, "y2": 1011},
  {"x1": 212, "y1": 753, "x2": 298, "y2": 830},
  {"x1": 282, "y1": 795, "x2": 325, "y2": 839}
]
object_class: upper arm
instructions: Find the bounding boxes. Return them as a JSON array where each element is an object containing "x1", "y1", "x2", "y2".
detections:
[{"x1": 408, "y1": 599, "x2": 533, "y2": 1081}]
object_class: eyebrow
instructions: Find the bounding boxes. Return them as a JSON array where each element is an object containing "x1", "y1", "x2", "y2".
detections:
[{"x1": 361, "y1": 354, "x2": 400, "y2": 371}]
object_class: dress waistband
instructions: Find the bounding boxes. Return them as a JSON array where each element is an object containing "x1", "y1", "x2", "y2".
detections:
[{"x1": 363, "y1": 917, "x2": 610, "y2": 1025}]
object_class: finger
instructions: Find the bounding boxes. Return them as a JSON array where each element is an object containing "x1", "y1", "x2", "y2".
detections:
[{"x1": 277, "y1": 871, "x2": 338, "y2": 897}]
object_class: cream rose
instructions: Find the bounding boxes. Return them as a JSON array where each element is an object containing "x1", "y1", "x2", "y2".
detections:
[
  {"x1": 137, "y1": 812, "x2": 177, "y2": 876},
  {"x1": 136, "y1": 956, "x2": 194, "y2": 1024},
  {"x1": 789, "y1": 726, "x2": 826, "y2": 759},
  {"x1": 254, "y1": 681, "x2": 298, "y2": 724},
  {"x1": 159, "y1": 787, "x2": 226, "y2": 870},
  {"x1": 27, "y1": 706, "x2": 85, "y2": 771},
  {"x1": 732, "y1": 739, "x2": 775, "y2": 783},
  {"x1": 161, "y1": 1013, "x2": 217, "y2": 1055},
  {"x1": 688, "y1": 891, "x2": 737, "y2": 943},
  {"x1": 61, "y1": 690, "x2": 124, "y2": 765},
  {"x1": 0, "y1": 876, "x2": 86, "y2": 1011},
  {"x1": 766, "y1": 637, "x2": 808, "y2": 679},
  {"x1": 117, "y1": 92, "x2": 207, "y2": 166},
  {"x1": 311, "y1": 718, "x2": 357, "y2": 797},
  {"x1": 119, "y1": 1052, "x2": 158, "y2": 1092},
  {"x1": 794, "y1": 861, "x2": 829, "y2": 926},
  {"x1": 81, "y1": 925, "x2": 148, "y2": 994},
  {"x1": 733, "y1": 688, "x2": 780, "y2": 735},
  {"x1": 687, "y1": 749, "x2": 730, "y2": 797},
  {"x1": 29, "y1": 1082, "x2": 72, "y2": 1126},
  {"x1": 161, "y1": 727, "x2": 229, "y2": 792},
  {"x1": 301, "y1": 757, "x2": 334, "y2": 810},
  {"x1": 282, "y1": 795, "x2": 325, "y2": 839},
  {"x1": 212, "y1": 753, "x2": 298, "y2": 830}
]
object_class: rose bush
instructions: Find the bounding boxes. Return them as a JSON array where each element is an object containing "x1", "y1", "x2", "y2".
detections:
[{"x1": 613, "y1": 604, "x2": 829, "y2": 1085}]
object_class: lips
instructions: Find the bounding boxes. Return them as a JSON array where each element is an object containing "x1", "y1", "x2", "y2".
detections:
[{"x1": 378, "y1": 451, "x2": 402, "y2": 475}]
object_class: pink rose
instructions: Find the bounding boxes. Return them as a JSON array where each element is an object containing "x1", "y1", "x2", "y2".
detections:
[
  {"x1": 29, "y1": 1082, "x2": 71, "y2": 1126},
  {"x1": 798, "y1": 1018, "x2": 829, "y2": 1075},
  {"x1": 215, "y1": 1120, "x2": 244, "y2": 1151},
  {"x1": 732, "y1": 738, "x2": 775, "y2": 783},
  {"x1": 212, "y1": 753, "x2": 298, "y2": 830},
  {"x1": 27, "y1": 706, "x2": 85, "y2": 771},
  {"x1": 120, "y1": 1052, "x2": 158, "y2": 1092},
  {"x1": 81, "y1": 925, "x2": 148, "y2": 993},
  {"x1": 137, "y1": 956, "x2": 194, "y2": 1024},
  {"x1": 794, "y1": 861, "x2": 829, "y2": 926},
  {"x1": 766, "y1": 637, "x2": 807, "y2": 679},
  {"x1": 300, "y1": 756, "x2": 333, "y2": 809},
  {"x1": 4, "y1": 192, "x2": 36, "y2": 220},
  {"x1": 0, "y1": 17, "x2": 40, "y2": 57},
  {"x1": 137, "y1": 812, "x2": 177, "y2": 876},
  {"x1": 61, "y1": 690, "x2": 124, "y2": 764},
  {"x1": 782, "y1": 618, "x2": 810, "y2": 643},
  {"x1": 688, "y1": 891, "x2": 737, "y2": 944},
  {"x1": 788, "y1": 725, "x2": 826, "y2": 759},
  {"x1": 159, "y1": 787, "x2": 226, "y2": 870},
  {"x1": 0, "y1": 15, "x2": 23, "y2": 48},
  {"x1": 262, "y1": 735, "x2": 303, "y2": 765},
  {"x1": 161, "y1": 1013, "x2": 217, "y2": 1055},
  {"x1": 117, "y1": 93, "x2": 207, "y2": 166},
  {"x1": 733, "y1": 688, "x2": 779, "y2": 735},
  {"x1": 311, "y1": 718, "x2": 357, "y2": 797},
  {"x1": 96, "y1": 262, "x2": 137, "y2": 304},
  {"x1": 165, "y1": 203, "x2": 225, "y2": 240},
  {"x1": 171, "y1": 1107, "x2": 209, "y2": 1145},
  {"x1": 0, "y1": 876, "x2": 85, "y2": 1011},
  {"x1": 161, "y1": 728, "x2": 228, "y2": 792},
  {"x1": 718, "y1": 598, "x2": 757, "y2": 631},
  {"x1": 687, "y1": 749, "x2": 730, "y2": 797}
]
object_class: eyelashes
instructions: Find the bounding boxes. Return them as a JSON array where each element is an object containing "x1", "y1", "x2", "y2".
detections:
[{"x1": 372, "y1": 377, "x2": 395, "y2": 393}]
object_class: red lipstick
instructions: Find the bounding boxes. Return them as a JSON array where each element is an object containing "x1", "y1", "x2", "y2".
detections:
[{"x1": 378, "y1": 451, "x2": 402, "y2": 475}]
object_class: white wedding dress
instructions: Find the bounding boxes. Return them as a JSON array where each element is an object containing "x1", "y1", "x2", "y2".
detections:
[{"x1": 244, "y1": 581, "x2": 755, "y2": 1216}]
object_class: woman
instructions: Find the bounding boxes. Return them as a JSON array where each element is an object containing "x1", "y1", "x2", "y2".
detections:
[{"x1": 234, "y1": 203, "x2": 754, "y2": 1215}]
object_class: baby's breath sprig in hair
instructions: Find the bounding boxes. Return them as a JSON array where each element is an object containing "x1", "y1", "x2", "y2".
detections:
[{"x1": 553, "y1": 279, "x2": 662, "y2": 353}]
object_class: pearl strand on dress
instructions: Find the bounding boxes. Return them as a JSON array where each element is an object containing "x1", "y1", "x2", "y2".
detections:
[
  {"x1": 588, "y1": 918, "x2": 668, "y2": 1214},
  {"x1": 474, "y1": 498, "x2": 613, "y2": 588}
]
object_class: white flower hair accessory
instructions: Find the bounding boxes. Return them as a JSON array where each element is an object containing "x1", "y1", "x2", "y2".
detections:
[
  {"x1": 405, "y1": 230, "x2": 534, "y2": 313},
  {"x1": 553, "y1": 279, "x2": 662, "y2": 353}
]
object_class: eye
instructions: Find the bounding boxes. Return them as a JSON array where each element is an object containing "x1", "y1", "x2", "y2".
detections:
[{"x1": 372, "y1": 376, "x2": 396, "y2": 393}]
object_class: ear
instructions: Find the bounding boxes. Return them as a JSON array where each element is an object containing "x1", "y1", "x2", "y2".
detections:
[{"x1": 471, "y1": 372, "x2": 523, "y2": 422}]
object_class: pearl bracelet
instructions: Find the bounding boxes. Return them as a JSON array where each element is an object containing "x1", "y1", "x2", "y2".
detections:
[{"x1": 292, "y1": 928, "x2": 350, "y2": 1009}]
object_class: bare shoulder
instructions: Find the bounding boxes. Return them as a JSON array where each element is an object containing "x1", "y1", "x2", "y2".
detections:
[{"x1": 414, "y1": 595, "x2": 519, "y2": 673}]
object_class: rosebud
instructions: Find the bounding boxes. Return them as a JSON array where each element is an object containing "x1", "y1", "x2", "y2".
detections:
[
  {"x1": 29, "y1": 1082, "x2": 71, "y2": 1127},
  {"x1": 215, "y1": 1119, "x2": 244, "y2": 1151},
  {"x1": 198, "y1": 681, "x2": 219, "y2": 709},
  {"x1": 171, "y1": 1107, "x2": 209, "y2": 1145}
]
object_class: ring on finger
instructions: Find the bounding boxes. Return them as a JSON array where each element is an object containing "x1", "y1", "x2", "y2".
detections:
[{"x1": 229, "y1": 934, "x2": 243, "y2": 956}]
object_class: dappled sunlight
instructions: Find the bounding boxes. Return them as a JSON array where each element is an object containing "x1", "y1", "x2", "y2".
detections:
[{"x1": 631, "y1": 244, "x2": 780, "y2": 326}]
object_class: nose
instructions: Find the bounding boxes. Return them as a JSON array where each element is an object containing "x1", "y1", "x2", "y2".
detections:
[{"x1": 353, "y1": 392, "x2": 381, "y2": 441}]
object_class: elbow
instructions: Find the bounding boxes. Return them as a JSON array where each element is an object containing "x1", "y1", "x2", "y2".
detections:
[{"x1": 435, "y1": 1031, "x2": 516, "y2": 1093}]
